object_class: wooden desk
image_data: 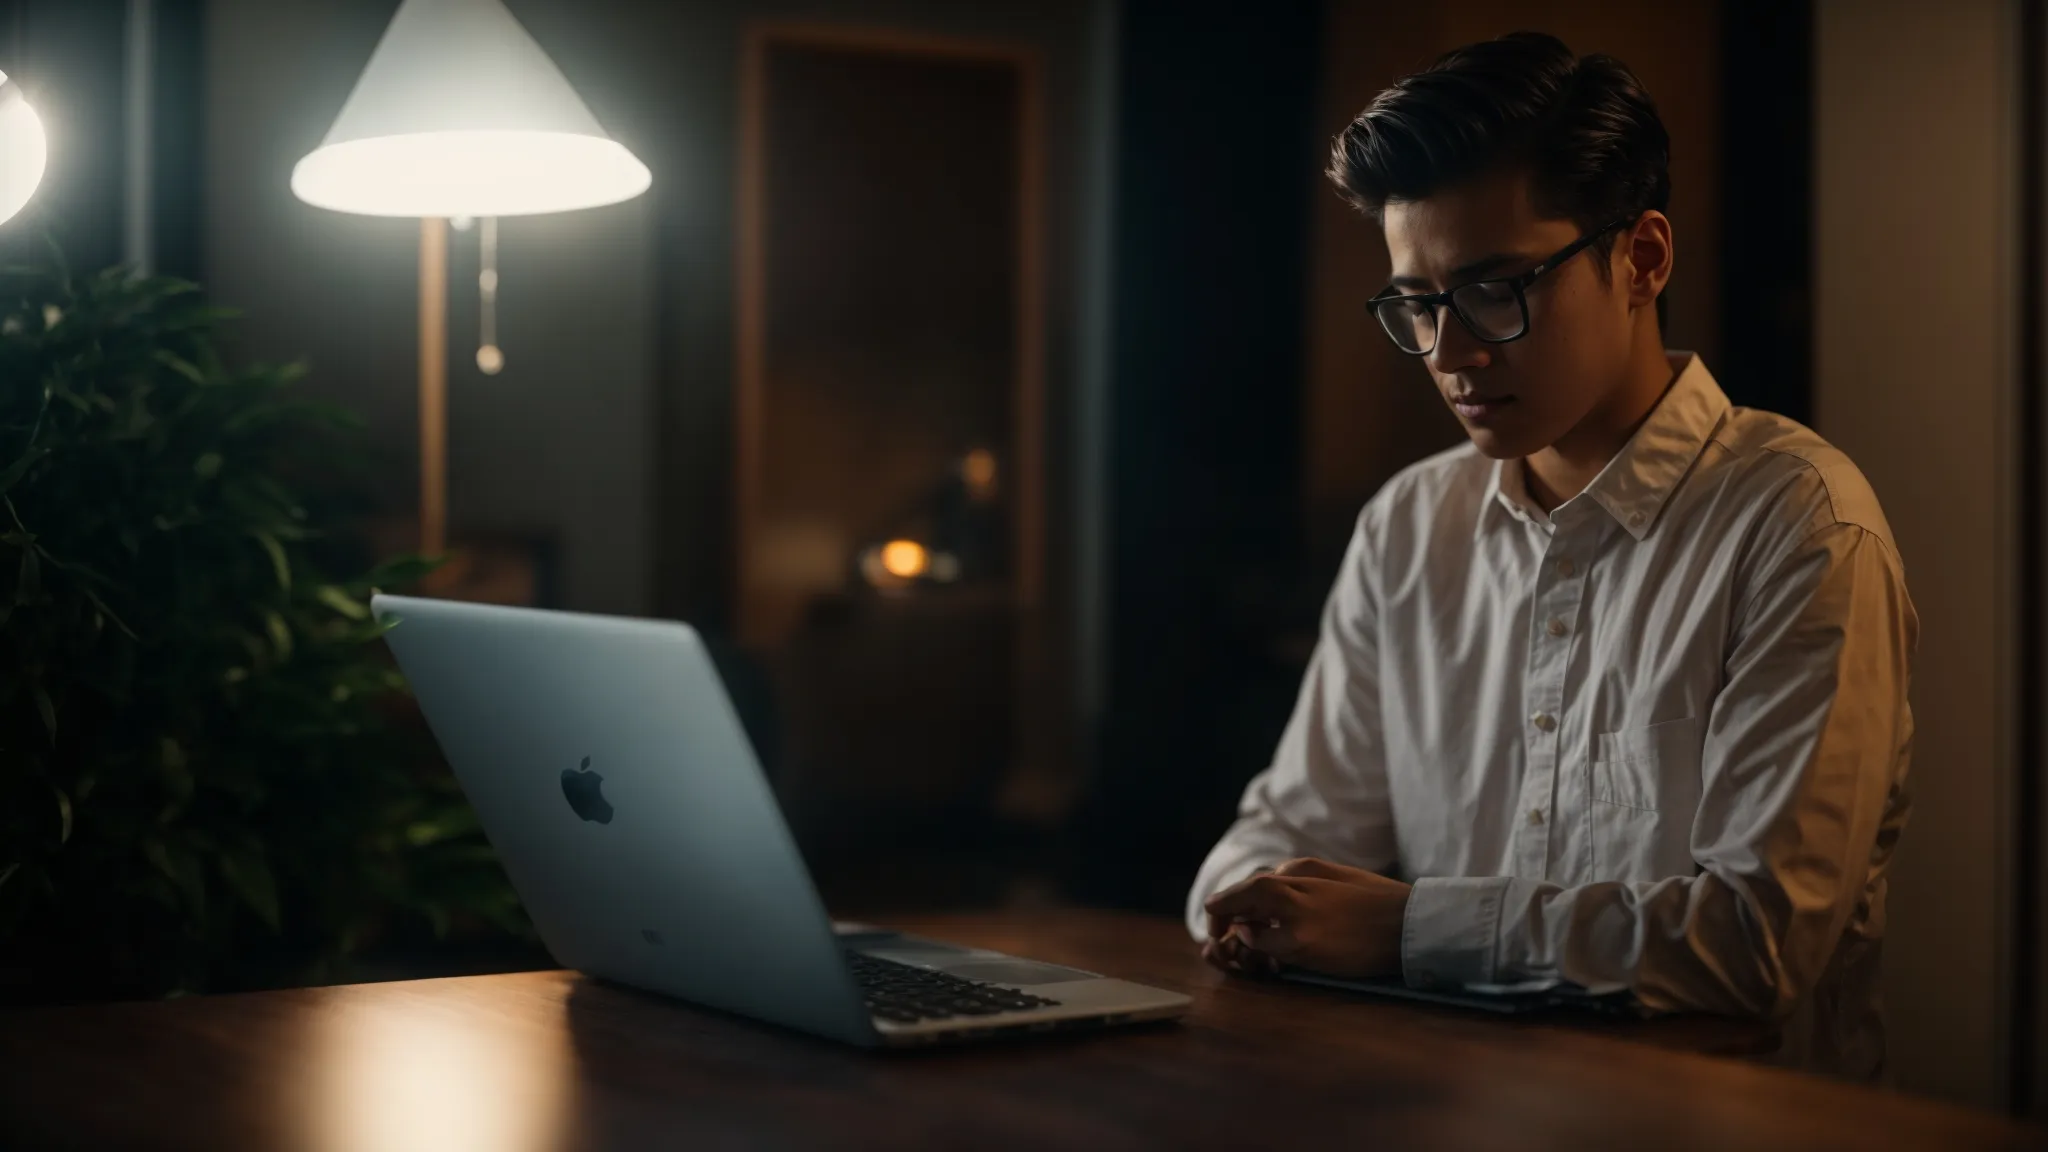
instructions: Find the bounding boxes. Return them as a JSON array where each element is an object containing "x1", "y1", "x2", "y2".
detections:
[{"x1": 1, "y1": 908, "x2": 2038, "y2": 1151}]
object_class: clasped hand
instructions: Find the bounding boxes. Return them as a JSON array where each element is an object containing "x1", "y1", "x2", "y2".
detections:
[{"x1": 1200, "y1": 857, "x2": 1413, "y2": 980}]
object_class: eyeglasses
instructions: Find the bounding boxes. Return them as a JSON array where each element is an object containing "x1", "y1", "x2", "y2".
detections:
[{"x1": 1368, "y1": 216, "x2": 1635, "y2": 356}]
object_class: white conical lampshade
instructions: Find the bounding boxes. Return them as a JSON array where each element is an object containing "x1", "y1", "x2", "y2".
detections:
[{"x1": 291, "y1": 0, "x2": 650, "y2": 217}]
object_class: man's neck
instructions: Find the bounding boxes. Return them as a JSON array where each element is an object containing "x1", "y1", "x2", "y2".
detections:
[{"x1": 1522, "y1": 337, "x2": 1678, "y2": 513}]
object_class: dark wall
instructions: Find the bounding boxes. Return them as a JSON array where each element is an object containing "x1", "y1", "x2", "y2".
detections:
[
  {"x1": 1064, "y1": 0, "x2": 1324, "y2": 914},
  {"x1": 1718, "y1": 0, "x2": 1812, "y2": 425}
]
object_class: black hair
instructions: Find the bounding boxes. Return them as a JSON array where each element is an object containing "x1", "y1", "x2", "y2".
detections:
[{"x1": 1328, "y1": 32, "x2": 1671, "y2": 319}]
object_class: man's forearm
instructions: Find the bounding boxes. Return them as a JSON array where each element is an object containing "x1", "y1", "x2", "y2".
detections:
[{"x1": 1401, "y1": 867, "x2": 1845, "y2": 1017}]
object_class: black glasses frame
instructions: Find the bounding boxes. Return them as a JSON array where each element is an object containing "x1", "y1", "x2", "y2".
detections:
[{"x1": 1368, "y1": 215, "x2": 1637, "y2": 355}]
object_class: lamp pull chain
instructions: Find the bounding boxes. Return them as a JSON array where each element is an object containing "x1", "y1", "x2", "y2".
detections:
[{"x1": 477, "y1": 215, "x2": 503, "y2": 375}]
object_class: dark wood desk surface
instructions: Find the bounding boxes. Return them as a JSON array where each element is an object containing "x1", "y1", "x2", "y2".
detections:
[{"x1": 1, "y1": 908, "x2": 2039, "y2": 1151}]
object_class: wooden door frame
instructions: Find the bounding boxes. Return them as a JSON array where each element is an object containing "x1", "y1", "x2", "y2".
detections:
[{"x1": 734, "y1": 21, "x2": 1047, "y2": 649}]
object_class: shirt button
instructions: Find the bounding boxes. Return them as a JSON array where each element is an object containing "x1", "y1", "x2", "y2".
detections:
[
  {"x1": 1545, "y1": 617, "x2": 1568, "y2": 637},
  {"x1": 1530, "y1": 711, "x2": 1556, "y2": 732},
  {"x1": 1556, "y1": 558, "x2": 1576, "y2": 577},
  {"x1": 1528, "y1": 808, "x2": 1546, "y2": 826}
]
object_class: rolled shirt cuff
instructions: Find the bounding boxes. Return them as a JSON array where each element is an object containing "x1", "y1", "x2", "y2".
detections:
[{"x1": 1401, "y1": 875, "x2": 1512, "y2": 989}]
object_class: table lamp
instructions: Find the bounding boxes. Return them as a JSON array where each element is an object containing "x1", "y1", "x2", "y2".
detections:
[{"x1": 291, "y1": 0, "x2": 650, "y2": 555}]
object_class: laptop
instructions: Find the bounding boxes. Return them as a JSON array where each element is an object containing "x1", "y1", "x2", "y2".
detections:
[{"x1": 372, "y1": 595, "x2": 1191, "y2": 1047}]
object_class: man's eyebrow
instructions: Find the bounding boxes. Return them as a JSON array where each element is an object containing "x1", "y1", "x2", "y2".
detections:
[{"x1": 1385, "y1": 251, "x2": 1532, "y2": 291}]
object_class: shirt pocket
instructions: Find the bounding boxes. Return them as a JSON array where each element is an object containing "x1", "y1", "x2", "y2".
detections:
[
  {"x1": 1587, "y1": 716, "x2": 1703, "y2": 880},
  {"x1": 1592, "y1": 716, "x2": 1702, "y2": 810}
]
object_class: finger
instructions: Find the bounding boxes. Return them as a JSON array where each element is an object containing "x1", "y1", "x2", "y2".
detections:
[
  {"x1": 1220, "y1": 932, "x2": 1280, "y2": 979},
  {"x1": 1270, "y1": 856, "x2": 1345, "y2": 880},
  {"x1": 1207, "y1": 906, "x2": 1260, "y2": 941},
  {"x1": 1204, "y1": 875, "x2": 1293, "y2": 921},
  {"x1": 1206, "y1": 908, "x2": 1233, "y2": 941},
  {"x1": 1206, "y1": 936, "x2": 1255, "y2": 976},
  {"x1": 1211, "y1": 933, "x2": 1264, "y2": 978},
  {"x1": 1240, "y1": 915, "x2": 1299, "y2": 956},
  {"x1": 1204, "y1": 864, "x2": 1280, "y2": 916}
]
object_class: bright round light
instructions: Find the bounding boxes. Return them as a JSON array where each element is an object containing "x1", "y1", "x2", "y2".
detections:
[
  {"x1": 880, "y1": 540, "x2": 930, "y2": 580},
  {"x1": 290, "y1": 130, "x2": 651, "y2": 217},
  {"x1": 0, "y1": 73, "x2": 49, "y2": 228}
]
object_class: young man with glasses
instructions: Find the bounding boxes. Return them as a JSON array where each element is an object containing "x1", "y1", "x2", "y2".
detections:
[{"x1": 1188, "y1": 33, "x2": 1915, "y2": 1079}]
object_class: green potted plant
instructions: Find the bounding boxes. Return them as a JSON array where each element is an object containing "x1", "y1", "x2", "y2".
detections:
[{"x1": 0, "y1": 242, "x2": 530, "y2": 1002}]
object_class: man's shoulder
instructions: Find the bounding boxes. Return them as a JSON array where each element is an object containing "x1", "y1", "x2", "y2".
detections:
[{"x1": 1704, "y1": 407, "x2": 1897, "y2": 551}]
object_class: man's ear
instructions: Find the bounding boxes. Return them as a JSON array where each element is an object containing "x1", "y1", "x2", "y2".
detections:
[{"x1": 1622, "y1": 210, "x2": 1674, "y2": 310}]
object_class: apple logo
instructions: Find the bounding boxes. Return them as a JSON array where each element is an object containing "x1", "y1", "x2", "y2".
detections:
[{"x1": 560, "y1": 756, "x2": 614, "y2": 824}]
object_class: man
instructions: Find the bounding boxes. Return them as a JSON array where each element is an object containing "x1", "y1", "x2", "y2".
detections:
[{"x1": 1187, "y1": 32, "x2": 1915, "y2": 1079}]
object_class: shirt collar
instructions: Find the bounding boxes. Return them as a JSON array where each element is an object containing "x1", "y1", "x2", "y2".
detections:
[
  {"x1": 1482, "y1": 452, "x2": 1548, "y2": 531},
  {"x1": 1481, "y1": 352, "x2": 1729, "y2": 541},
  {"x1": 1580, "y1": 352, "x2": 1729, "y2": 539}
]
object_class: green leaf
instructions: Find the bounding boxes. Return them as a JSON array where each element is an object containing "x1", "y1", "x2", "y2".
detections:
[
  {"x1": 403, "y1": 809, "x2": 476, "y2": 847},
  {"x1": 0, "y1": 447, "x2": 45, "y2": 496},
  {"x1": 157, "y1": 737, "x2": 193, "y2": 815},
  {"x1": 194, "y1": 452, "x2": 222, "y2": 478},
  {"x1": 76, "y1": 583, "x2": 138, "y2": 640},
  {"x1": 153, "y1": 349, "x2": 206, "y2": 385},
  {"x1": 253, "y1": 531, "x2": 290, "y2": 591},
  {"x1": 16, "y1": 545, "x2": 39, "y2": 604},
  {"x1": 218, "y1": 846, "x2": 281, "y2": 932},
  {"x1": 31, "y1": 684, "x2": 55, "y2": 744},
  {"x1": 316, "y1": 584, "x2": 369, "y2": 620},
  {"x1": 142, "y1": 837, "x2": 205, "y2": 916},
  {"x1": 358, "y1": 553, "x2": 441, "y2": 590},
  {"x1": 264, "y1": 610, "x2": 293, "y2": 661},
  {"x1": 49, "y1": 783, "x2": 71, "y2": 844}
]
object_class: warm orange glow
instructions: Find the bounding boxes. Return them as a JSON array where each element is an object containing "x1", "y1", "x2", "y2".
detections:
[
  {"x1": 303, "y1": 983, "x2": 573, "y2": 1152},
  {"x1": 962, "y1": 448, "x2": 999, "y2": 496},
  {"x1": 880, "y1": 539, "x2": 929, "y2": 579}
]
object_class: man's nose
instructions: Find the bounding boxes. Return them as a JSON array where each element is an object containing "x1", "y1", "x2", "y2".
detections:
[{"x1": 1426, "y1": 304, "x2": 1492, "y2": 375}]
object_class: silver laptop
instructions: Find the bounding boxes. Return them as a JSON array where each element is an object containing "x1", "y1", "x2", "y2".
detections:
[{"x1": 372, "y1": 595, "x2": 1190, "y2": 1047}]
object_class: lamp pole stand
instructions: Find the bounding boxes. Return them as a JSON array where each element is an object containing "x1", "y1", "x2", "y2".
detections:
[{"x1": 419, "y1": 216, "x2": 448, "y2": 557}]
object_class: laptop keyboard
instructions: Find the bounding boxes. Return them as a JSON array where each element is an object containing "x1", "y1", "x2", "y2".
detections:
[{"x1": 846, "y1": 951, "x2": 1063, "y2": 1023}]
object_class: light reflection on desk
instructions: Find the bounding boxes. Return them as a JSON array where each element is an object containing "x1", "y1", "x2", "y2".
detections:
[{"x1": 298, "y1": 983, "x2": 574, "y2": 1152}]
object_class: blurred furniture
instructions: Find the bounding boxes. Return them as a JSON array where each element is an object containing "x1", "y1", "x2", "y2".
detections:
[
  {"x1": 2, "y1": 908, "x2": 2037, "y2": 1151},
  {"x1": 736, "y1": 23, "x2": 1043, "y2": 649},
  {"x1": 772, "y1": 587, "x2": 1017, "y2": 910},
  {"x1": 735, "y1": 23, "x2": 1069, "y2": 908},
  {"x1": 365, "y1": 517, "x2": 561, "y2": 608}
]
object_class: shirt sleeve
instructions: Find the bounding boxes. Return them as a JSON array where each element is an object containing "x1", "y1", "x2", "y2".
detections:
[
  {"x1": 1184, "y1": 510, "x2": 1399, "y2": 941},
  {"x1": 1400, "y1": 521, "x2": 1917, "y2": 1017}
]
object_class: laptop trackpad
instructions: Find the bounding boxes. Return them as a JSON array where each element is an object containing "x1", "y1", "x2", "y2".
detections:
[
  {"x1": 853, "y1": 936, "x2": 1100, "y2": 986},
  {"x1": 932, "y1": 958, "x2": 1098, "y2": 985}
]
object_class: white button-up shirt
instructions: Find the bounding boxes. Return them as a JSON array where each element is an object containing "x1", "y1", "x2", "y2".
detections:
[{"x1": 1187, "y1": 354, "x2": 1916, "y2": 1078}]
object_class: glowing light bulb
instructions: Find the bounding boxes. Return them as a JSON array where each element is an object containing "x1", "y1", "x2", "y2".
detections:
[
  {"x1": 0, "y1": 72, "x2": 49, "y2": 227},
  {"x1": 880, "y1": 540, "x2": 929, "y2": 580},
  {"x1": 963, "y1": 448, "x2": 998, "y2": 488}
]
